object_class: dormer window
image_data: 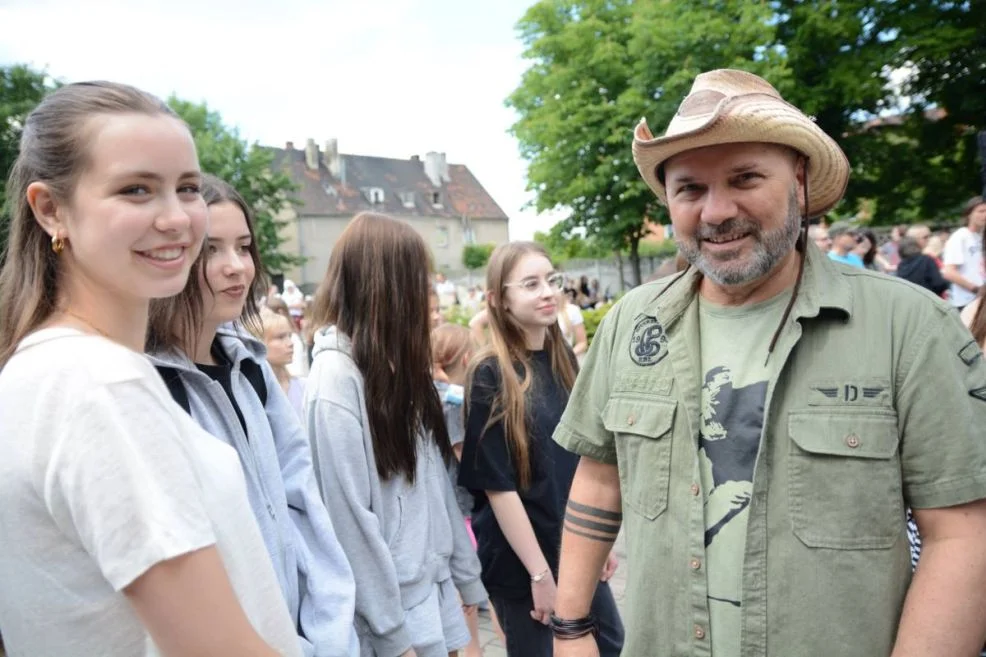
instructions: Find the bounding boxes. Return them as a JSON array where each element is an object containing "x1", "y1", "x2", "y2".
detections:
[
  {"x1": 431, "y1": 191, "x2": 442, "y2": 208},
  {"x1": 365, "y1": 187, "x2": 385, "y2": 204},
  {"x1": 398, "y1": 191, "x2": 416, "y2": 209}
]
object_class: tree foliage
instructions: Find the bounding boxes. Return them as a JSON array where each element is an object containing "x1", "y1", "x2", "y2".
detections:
[
  {"x1": 168, "y1": 98, "x2": 301, "y2": 273},
  {"x1": 533, "y1": 221, "x2": 611, "y2": 264},
  {"x1": 0, "y1": 65, "x2": 54, "y2": 258},
  {"x1": 509, "y1": 0, "x2": 986, "y2": 279},
  {"x1": 462, "y1": 242, "x2": 496, "y2": 270},
  {"x1": 508, "y1": 0, "x2": 780, "y2": 285}
]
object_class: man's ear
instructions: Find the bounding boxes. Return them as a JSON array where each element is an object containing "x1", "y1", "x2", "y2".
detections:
[
  {"x1": 795, "y1": 155, "x2": 808, "y2": 212},
  {"x1": 26, "y1": 181, "x2": 66, "y2": 239}
]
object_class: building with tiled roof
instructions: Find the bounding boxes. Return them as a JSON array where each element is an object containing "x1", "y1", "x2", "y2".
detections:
[{"x1": 268, "y1": 138, "x2": 510, "y2": 290}]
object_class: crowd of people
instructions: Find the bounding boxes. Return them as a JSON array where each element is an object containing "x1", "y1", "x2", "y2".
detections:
[{"x1": 2, "y1": 68, "x2": 986, "y2": 657}]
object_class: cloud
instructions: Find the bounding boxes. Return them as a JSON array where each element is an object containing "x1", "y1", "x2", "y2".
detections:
[{"x1": 0, "y1": 0, "x2": 562, "y2": 239}]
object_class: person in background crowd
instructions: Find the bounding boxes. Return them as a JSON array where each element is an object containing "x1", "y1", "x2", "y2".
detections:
[
  {"x1": 306, "y1": 213, "x2": 486, "y2": 657},
  {"x1": 147, "y1": 174, "x2": 358, "y2": 657},
  {"x1": 557, "y1": 289, "x2": 589, "y2": 360},
  {"x1": 432, "y1": 323, "x2": 495, "y2": 657},
  {"x1": 943, "y1": 196, "x2": 986, "y2": 311},
  {"x1": 0, "y1": 81, "x2": 300, "y2": 657},
  {"x1": 257, "y1": 307, "x2": 307, "y2": 421},
  {"x1": 462, "y1": 286, "x2": 484, "y2": 315},
  {"x1": 879, "y1": 224, "x2": 905, "y2": 270},
  {"x1": 808, "y1": 224, "x2": 831, "y2": 253},
  {"x1": 853, "y1": 229, "x2": 892, "y2": 272},
  {"x1": 924, "y1": 234, "x2": 945, "y2": 268},
  {"x1": 962, "y1": 225, "x2": 986, "y2": 353},
  {"x1": 282, "y1": 279, "x2": 306, "y2": 323},
  {"x1": 826, "y1": 221, "x2": 864, "y2": 267},
  {"x1": 266, "y1": 296, "x2": 311, "y2": 377},
  {"x1": 436, "y1": 271, "x2": 458, "y2": 310},
  {"x1": 430, "y1": 288, "x2": 445, "y2": 329},
  {"x1": 553, "y1": 68, "x2": 986, "y2": 657},
  {"x1": 896, "y1": 236, "x2": 950, "y2": 297},
  {"x1": 458, "y1": 242, "x2": 624, "y2": 657}
]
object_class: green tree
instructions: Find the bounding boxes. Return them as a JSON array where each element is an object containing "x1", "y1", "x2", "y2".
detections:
[
  {"x1": 533, "y1": 221, "x2": 611, "y2": 264},
  {"x1": 167, "y1": 98, "x2": 302, "y2": 274},
  {"x1": 772, "y1": 0, "x2": 984, "y2": 223},
  {"x1": 1, "y1": 65, "x2": 54, "y2": 258},
  {"x1": 462, "y1": 242, "x2": 496, "y2": 270},
  {"x1": 508, "y1": 0, "x2": 781, "y2": 285}
]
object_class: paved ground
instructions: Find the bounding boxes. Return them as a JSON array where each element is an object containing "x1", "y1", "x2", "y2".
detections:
[{"x1": 475, "y1": 533, "x2": 627, "y2": 657}]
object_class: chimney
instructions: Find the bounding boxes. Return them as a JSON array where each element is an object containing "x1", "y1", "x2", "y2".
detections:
[
  {"x1": 304, "y1": 138, "x2": 319, "y2": 170},
  {"x1": 424, "y1": 151, "x2": 449, "y2": 187},
  {"x1": 325, "y1": 138, "x2": 341, "y2": 178},
  {"x1": 410, "y1": 155, "x2": 420, "y2": 162},
  {"x1": 285, "y1": 141, "x2": 294, "y2": 150}
]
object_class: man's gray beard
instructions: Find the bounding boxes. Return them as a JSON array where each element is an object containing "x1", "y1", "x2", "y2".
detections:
[{"x1": 676, "y1": 187, "x2": 801, "y2": 287}]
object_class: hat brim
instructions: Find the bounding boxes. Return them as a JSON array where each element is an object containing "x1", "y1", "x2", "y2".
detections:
[{"x1": 633, "y1": 94, "x2": 850, "y2": 217}]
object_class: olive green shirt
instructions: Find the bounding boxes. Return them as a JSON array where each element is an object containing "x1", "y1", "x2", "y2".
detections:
[{"x1": 554, "y1": 245, "x2": 986, "y2": 657}]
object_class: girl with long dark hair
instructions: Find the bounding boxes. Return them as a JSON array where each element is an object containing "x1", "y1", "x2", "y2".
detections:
[{"x1": 306, "y1": 213, "x2": 485, "y2": 657}]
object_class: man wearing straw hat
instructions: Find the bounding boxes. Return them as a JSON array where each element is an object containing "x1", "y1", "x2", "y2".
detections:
[{"x1": 549, "y1": 69, "x2": 986, "y2": 656}]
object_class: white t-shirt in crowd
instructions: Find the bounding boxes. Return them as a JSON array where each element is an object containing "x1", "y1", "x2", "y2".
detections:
[
  {"x1": 943, "y1": 226, "x2": 984, "y2": 307},
  {"x1": 559, "y1": 303, "x2": 584, "y2": 347},
  {"x1": 0, "y1": 329, "x2": 301, "y2": 657},
  {"x1": 436, "y1": 280, "x2": 457, "y2": 309}
]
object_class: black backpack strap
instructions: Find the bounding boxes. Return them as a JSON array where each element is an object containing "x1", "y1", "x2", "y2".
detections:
[
  {"x1": 240, "y1": 360, "x2": 268, "y2": 407},
  {"x1": 156, "y1": 365, "x2": 191, "y2": 415}
]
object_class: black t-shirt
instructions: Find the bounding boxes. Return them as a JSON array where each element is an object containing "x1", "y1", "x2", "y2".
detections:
[
  {"x1": 457, "y1": 350, "x2": 579, "y2": 599},
  {"x1": 195, "y1": 338, "x2": 249, "y2": 435}
]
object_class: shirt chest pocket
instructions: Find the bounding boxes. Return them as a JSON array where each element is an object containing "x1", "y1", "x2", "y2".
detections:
[
  {"x1": 603, "y1": 397, "x2": 676, "y2": 521},
  {"x1": 788, "y1": 411, "x2": 904, "y2": 550}
]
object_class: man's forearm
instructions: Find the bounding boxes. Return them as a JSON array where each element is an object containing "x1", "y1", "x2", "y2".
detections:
[
  {"x1": 555, "y1": 457, "x2": 622, "y2": 618},
  {"x1": 942, "y1": 266, "x2": 978, "y2": 292},
  {"x1": 892, "y1": 538, "x2": 986, "y2": 656}
]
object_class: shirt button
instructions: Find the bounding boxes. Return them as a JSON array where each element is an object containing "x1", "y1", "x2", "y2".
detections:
[
  {"x1": 690, "y1": 558, "x2": 702, "y2": 571},
  {"x1": 694, "y1": 625, "x2": 706, "y2": 640},
  {"x1": 627, "y1": 414, "x2": 636, "y2": 426},
  {"x1": 845, "y1": 433, "x2": 861, "y2": 449},
  {"x1": 690, "y1": 483, "x2": 700, "y2": 496}
]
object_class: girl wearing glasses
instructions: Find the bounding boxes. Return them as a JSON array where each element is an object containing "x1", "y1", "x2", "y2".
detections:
[{"x1": 457, "y1": 242, "x2": 624, "y2": 656}]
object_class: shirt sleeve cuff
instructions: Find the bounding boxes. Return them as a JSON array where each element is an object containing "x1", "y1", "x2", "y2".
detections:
[
  {"x1": 907, "y1": 473, "x2": 986, "y2": 510},
  {"x1": 553, "y1": 422, "x2": 617, "y2": 464},
  {"x1": 368, "y1": 622, "x2": 413, "y2": 657},
  {"x1": 457, "y1": 577, "x2": 489, "y2": 607}
]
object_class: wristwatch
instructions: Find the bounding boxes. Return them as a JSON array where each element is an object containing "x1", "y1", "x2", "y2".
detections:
[{"x1": 530, "y1": 567, "x2": 550, "y2": 583}]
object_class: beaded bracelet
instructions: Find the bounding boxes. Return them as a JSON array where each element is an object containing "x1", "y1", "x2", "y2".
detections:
[{"x1": 549, "y1": 613, "x2": 597, "y2": 640}]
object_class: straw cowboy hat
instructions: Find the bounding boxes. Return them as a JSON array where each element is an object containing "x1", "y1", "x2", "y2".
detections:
[{"x1": 632, "y1": 69, "x2": 850, "y2": 217}]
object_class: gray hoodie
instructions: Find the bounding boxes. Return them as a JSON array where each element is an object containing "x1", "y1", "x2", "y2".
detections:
[
  {"x1": 306, "y1": 327, "x2": 485, "y2": 657},
  {"x1": 148, "y1": 324, "x2": 358, "y2": 657}
]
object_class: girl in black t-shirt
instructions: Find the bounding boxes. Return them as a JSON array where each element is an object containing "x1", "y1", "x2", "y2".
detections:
[{"x1": 457, "y1": 242, "x2": 624, "y2": 657}]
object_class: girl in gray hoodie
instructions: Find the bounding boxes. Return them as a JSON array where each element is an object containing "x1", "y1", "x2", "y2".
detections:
[
  {"x1": 305, "y1": 212, "x2": 486, "y2": 657},
  {"x1": 146, "y1": 175, "x2": 358, "y2": 657}
]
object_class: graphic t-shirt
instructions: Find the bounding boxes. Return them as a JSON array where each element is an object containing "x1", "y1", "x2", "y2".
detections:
[
  {"x1": 943, "y1": 226, "x2": 984, "y2": 308},
  {"x1": 698, "y1": 291, "x2": 789, "y2": 657}
]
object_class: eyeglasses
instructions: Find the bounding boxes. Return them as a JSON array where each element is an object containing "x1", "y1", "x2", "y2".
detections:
[{"x1": 504, "y1": 273, "x2": 565, "y2": 295}]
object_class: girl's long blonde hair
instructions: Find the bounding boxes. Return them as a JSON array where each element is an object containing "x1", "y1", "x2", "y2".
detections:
[{"x1": 466, "y1": 242, "x2": 578, "y2": 489}]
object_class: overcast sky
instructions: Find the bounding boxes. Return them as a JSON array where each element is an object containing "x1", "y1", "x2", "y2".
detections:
[{"x1": 0, "y1": 0, "x2": 566, "y2": 239}]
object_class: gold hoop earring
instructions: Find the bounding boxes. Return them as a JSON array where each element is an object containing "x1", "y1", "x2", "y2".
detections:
[{"x1": 51, "y1": 235, "x2": 66, "y2": 255}]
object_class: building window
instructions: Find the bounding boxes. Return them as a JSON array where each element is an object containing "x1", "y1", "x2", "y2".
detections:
[
  {"x1": 461, "y1": 216, "x2": 476, "y2": 244},
  {"x1": 436, "y1": 226, "x2": 449, "y2": 248},
  {"x1": 364, "y1": 187, "x2": 385, "y2": 204},
  {"x1": 398, "y1": 191, "x2": 415, "y2": 208},
  {"x1": 431, "y1": 191, "x2": 442, "y2": 207}
]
